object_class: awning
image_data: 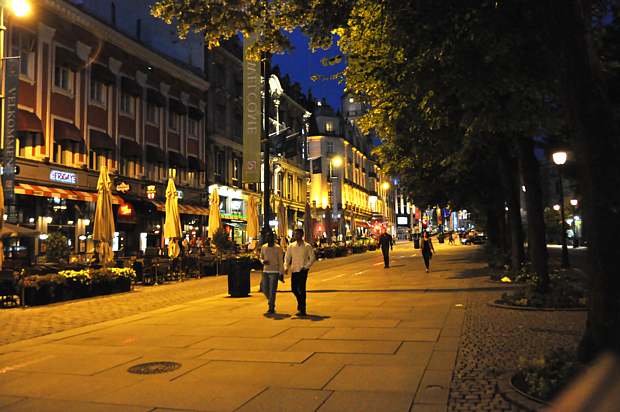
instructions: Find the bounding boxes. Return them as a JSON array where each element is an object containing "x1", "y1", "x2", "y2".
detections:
[
  {"x1": 169, "y1": 98, "x2": 188, "y2": 115},
  {"x1": 150, "y1": 201, "x2": 209, "y2": 215},
  {"x1": 168, "y1": 151, "x2": 188, "y2": 168},
  {"x1": 147, "y1": 88, "x2": 166, "y2": 107},
  {"x1": 15, "y1": 184, "x2": 77, "y2": 200},
  {"x1": 17, "y1": 110, "x2": 43, "y2": 133},
  {"x1": 146, "y1": 145, "x2": 166, "y2": 163},
  {"x1": 120, "y1": 138, "x2": 143, "y2": 158},
  {"x1": 188, "y1": 106, "x2": 205, "y2": 120},
  {"x1": 121, "y1": 76, "x2": 143, "y2": 97},
  {"x1": 2, "y1": 223, "x2": 40, "y2": 238},
  {"x1": 90, "y1": 63, "x2": 116, "y2": 85},
  {"x1": 187, "y1": 155, "x2": 206, "y2": 171},
  {"x1": 54, "y1": 119, "x2": 83, "y2": 143},
  {"x1": 72, "y1": 190, "x2": 123, "y2": 204},
  {"x1": 90, "y1": 130, "x2": 116, "y2": 151},
  {"x1": 356, "y1": 221, "x2": 371, "y2": 229},
  {"x1": 55, "y1": 47, "x2": 84, "y2": 71}
]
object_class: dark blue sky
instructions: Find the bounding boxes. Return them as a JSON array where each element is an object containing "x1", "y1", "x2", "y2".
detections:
[{"x1": 271, "y1": 30, "x2": 346, "y2": 111}]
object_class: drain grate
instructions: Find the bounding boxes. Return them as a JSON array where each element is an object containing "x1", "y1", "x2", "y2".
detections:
[{"x1": 128, "y1": 362, "x2": 182, "y2": 375}]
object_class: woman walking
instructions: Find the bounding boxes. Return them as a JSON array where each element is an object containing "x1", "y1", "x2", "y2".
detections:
[
  {"x1": 260, "y1": 231, "x2": 285, "y2": 313},
  {"x1": 420, "y1": 231, "x2": 436, "y2": 273}
]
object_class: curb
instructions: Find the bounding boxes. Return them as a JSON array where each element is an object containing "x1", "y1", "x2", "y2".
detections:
[
  {"x1": 498, "y1": 373, "x2": 548, "y2": 412},
  {"x1": 487, "y1": 299, "x2": 587, "y2": 311}
]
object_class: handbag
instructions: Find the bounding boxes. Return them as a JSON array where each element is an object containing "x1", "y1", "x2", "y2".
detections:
[{"x1": 429, "y1": 252, "x2": 433, "y2": 259}]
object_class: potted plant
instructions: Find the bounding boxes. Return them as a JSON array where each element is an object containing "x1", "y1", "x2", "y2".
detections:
[
  {"x1": 437, "y1": 233, "x2": 446, "y2": 243},
  {"x1": 211, "y1": 227, "x2": 234, "y2": 275},
  {"x1": 324, "y1": 246, "x2": 336, "y2": 259},
  {"x1": 42, "y1": 231, "x2": 72, "y2": 264}
]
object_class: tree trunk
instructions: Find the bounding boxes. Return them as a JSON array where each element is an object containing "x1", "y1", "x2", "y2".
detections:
[
  {"x1": 497, "y1": 140, "x2": 526, "y2": 275},
  {"x1": 514, "y1": 134, "x2": 549, "y2": 293},
  {"x1": 540, "y1": 0, "x2": 620, "y2": 362}
]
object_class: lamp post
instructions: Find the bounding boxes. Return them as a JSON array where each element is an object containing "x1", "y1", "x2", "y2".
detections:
[
  {"x1": 326, "y1": 156, "x2": 340, "y2": 245},
  {"x1": 552, "y1": 151, "x2": 570, "y2": 268}
]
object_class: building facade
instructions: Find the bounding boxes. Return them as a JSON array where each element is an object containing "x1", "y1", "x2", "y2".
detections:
[{"x1": 2, "y1": 0, "x2": 209, "y2": 265}]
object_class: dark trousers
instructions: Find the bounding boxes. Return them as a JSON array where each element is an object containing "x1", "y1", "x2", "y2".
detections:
[
  {"x1": 381, "y1": 247, "x2": 390, "y2": 268},
  {"x1": 422, "y1": 250, "x2": 431, "y2": 269},
  {"x1": 291, "y1": 269, "x2": 309, "y2": 311}
]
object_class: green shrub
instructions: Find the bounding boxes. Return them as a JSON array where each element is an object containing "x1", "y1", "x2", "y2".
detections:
[
  {"x1": 501, "y1": 270, "x2": 586, "y2": 308},
  {"x1": 43, "y1": 232, "x2": 72, "y2": 263},
  {"x1": 517, "y1": 347, "x2": 584, "y2": 401}
]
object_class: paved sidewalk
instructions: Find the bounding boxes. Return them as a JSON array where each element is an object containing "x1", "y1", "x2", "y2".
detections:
[{"x1": 0, "y1": 242, "x2": 587, "y2": 411}]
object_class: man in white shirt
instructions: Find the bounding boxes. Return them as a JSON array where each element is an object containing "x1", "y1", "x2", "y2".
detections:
[{"x1": 284, "y1": 228, "x2": 316, "y2": 316}]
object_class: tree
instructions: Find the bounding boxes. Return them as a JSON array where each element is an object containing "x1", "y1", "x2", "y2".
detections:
[
  {"x1": 153, "y1": 0, "x2": 620, "y2": 360},
  {"x1": 43, "y1": 232, "x2": 72, "y2": 263}
]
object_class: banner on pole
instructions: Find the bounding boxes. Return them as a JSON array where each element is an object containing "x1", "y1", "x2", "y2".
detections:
[
  {"x1": 242, "y1": 32, "x2": 261, "y2": 183},
  {"x1": 3, "y1": 58, "x2": 20, "y2": 201}
]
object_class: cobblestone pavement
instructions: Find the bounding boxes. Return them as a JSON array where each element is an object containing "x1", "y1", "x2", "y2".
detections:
[{"x1": 448, "y1": 247, "x2": 588, "y2": 412}]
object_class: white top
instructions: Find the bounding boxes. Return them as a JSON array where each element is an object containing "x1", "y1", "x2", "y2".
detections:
[
  {"x1": 260, "y1": 244, "x2": 284, "y2": 275},
  {"x1": 284, "y1": 241, "x2": 316, "y2": 273}
]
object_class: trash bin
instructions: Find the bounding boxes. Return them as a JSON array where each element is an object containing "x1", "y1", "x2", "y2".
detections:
[
  {"x1": 414, "y1": 238, "x2": 420, "y2": 249},
  {"x1": 227, "y1": 257, "x2": 251, "y2": 297}
]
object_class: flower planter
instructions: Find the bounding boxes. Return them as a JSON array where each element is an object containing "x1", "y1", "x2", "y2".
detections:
[
  {"x1": 227, "y1": 258, "x2": 251, "y2": 297},
  {"x1": 27, "y1": 285, "x2": 53, "y2": 306},
  {"x1": 368, "y1": 244, "x2": 377, "y2": 251},
  {"x1": 92, "y1": 280, "x2": 112, "y2": 296},
  {"x1": 324, "y1": 249, "x2": 336, "y2": 259}
]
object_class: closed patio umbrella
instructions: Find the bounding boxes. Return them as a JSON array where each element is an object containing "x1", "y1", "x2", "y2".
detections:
[
  {"x1": 351, "y1": 212, "x2": 357, "y2": 241},
  {"x1": 247, "y1": 194, "x2": 259, "y2": 250},
  {"x1": 0, "y1": 182, "x2": 4, "y2": 268},
  {"x1": 164, "y1": 179, "x2": 182, "y2": 259},
  {"x1": 208, "y1": 188, "x2": 222, "y2": 240},
  {"x1": 304, "y1": 202, "x2": 313, "y2": 244},
  {"x1": 325, "y1": 206, "x2": 333, "y2": 246},
  {"x1": 93, "y1": 166, "x2": 115, "y2": 267},
  {"x1": 277, "y1": 199, "x2": 287, "y2": 249}
]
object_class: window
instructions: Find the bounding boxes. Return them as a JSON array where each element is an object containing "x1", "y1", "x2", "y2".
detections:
[
  {"x1": 214, "y1": 151, "x2": 224, "y2": 183},
  {"x1": 233, "y1": 111, "x2": 242, "y2": 137},
  {"x1": 120, "y1": 157, "x2": 136, "y2": 177},
  {"x1": 53, "y1": 142, "x2": 70, "y2": 165},
  {"x1": 287, "y1": 175, "x2": 293, "y2": 200},
  {"x1": 146, "y1": 102, "x2": 158, "y2": 124},
  {"x1": 168, "y1": 111, "x2": 179, "y2": 131},
  {"x1": 54, "y1": 66, "x2": 71, "y2": 91},
  {"x1": 90, "y1": 80, "x2": 106, "y2": 105},
  {"x1": 188, "y1": 171, "x2": 200, "y2": 187},
  {"x1": 216, "y1": 104, "x2": 226, "y2": 130},
  {"x1": 297, "y1": 179, "x2": 302, "y2": 201},
  {"x1": 232, "y1": 156, "x2": 240, "y2": 187},
  {"x1": 88, "y1": 150, "x2": 110, "y2": 170},
  {"x1": 11, "y1": 28, "x2": 34, "y2": 77},
  {"x1": 326, "y1": 122, "x2": 333, "y2": 132},
  {"x1": 188, "y1": 118, "x2": 197, "y2": 137},
  {"x1": 217, "y1": 64, "x2": 225, "y2": 87},
  {"x1": 120, "y1": 93, "x2": 133, "y2": 115},
  {"x1": 168, "y1": 166, "x2": 177, "y2": 182},
  {"x1": 327, "y1": 141, "x2": 334, "y2": 153},
  {"x1": 146, "y1": 161, "x2": 160, "y2": 181},
  {"x1": 277, "y1": 173, "x2": 284, "y2": 196}
]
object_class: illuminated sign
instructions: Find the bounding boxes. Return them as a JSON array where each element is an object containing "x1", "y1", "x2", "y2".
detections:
[
  {"x1": 177, "y1": 190, "x2": 183, "y2": 199},
  {"x1": 50, "y1": 170, "x2": 77, "y2": 184},
  {"x1": 119, "y1": 204, "x2": 134, "y2": 216},
  {"x1": 116, "y1": 182, "x2": 131, "y2": 193},
  {"x1": 147, "y1": 185, "x2": 156, "y2": 199}
]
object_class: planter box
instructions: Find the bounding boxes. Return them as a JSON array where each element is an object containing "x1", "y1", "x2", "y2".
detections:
[
  {"x1": 368, "y1": 244, "x2": 377, "y2": 251},
  {"x1": 324, "y1": 249, "x2": 336, "y2": 259},
  {"x1": 228, "y1": 259, "x2": 251, "y2": 297}
]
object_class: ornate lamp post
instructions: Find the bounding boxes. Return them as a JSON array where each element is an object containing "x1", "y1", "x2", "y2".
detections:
[{"x1": 552, "y1": 151, "x2": 570, "y2": 268}]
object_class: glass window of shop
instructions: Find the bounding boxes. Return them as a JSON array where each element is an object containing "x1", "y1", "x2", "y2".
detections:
[
  {"x1": 46, "y1": 198, "x2": 79, "y2": 244},
  {"x1": 6, "y1": 194, "x2": 37, "y2": 226}
]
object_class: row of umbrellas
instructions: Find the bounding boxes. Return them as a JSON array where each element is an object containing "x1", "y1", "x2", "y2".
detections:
[{"x1": 0, "y1": 165, "x2": 355, "y2": 271}]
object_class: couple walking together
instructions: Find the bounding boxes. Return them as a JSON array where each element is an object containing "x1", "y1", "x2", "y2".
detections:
[
  {"x1": 379, "y1": 228, "x2": 435, "y2": 272},
  {"x1": 260, "y1": 228, "x2": 316, "y2": 315}
]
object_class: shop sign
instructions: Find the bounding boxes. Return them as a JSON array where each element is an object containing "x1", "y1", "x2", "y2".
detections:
[
  {"x1": 50, "y1": 170, "x2": 77, "y2": 184},
  {"x1": 147, "y1": 185, "x2": 156, "y2": 199},
  {"x1": 177, "y1": 190, "x2": 183, "y2": 199},
  {"x1": 119, "y1": 204, "x2": 134, "y2": 216},
  {"x1": 116, "y1": 182, "x2": 131, "y2": 193}
]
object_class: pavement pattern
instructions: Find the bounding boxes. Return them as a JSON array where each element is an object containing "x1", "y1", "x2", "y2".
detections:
[{"x1": 0, "y1": 241, "x2": 588, "y2": 412}]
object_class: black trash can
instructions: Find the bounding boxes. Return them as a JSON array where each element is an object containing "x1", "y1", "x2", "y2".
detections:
[
  {"x1": 227, "y1": 258, "x2": 251, "y2": 297},
  {"x1": 414, "y1": 238, "x2": 420, "y2": 249}
]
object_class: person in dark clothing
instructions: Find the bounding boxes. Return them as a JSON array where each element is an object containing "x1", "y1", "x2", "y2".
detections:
[
  {"x1": 378, "y1": 228, "x2": 393, "y2": 268},
  {"x1": 420, "y1": 231, "x2": 436, "y2": 272}
]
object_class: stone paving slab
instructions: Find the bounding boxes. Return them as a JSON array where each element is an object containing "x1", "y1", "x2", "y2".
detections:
[
  {"x1": 316, "y1": 390, "x2": 415, "y2": 412},
  {"x1": 187, "y1": 336, "x2": 301, "y2": 352},
  {"x1": 318, "y1": 326, "x2": 440, "y2": 341},
  {"x1": 235, "y1": 387, "x2": 331, "y2": 412},
  {"x1": 0, "y1": 398, "x2": 152, "y2": 412},
  {"x1": 285, "y1": 338, "x2": 402, "y2": 354},
  {"x1": 197, "y1": 349, "x2": 313, "y2": 363},
  {"x1": 324, "y1": 364, "x2": 427, "y2": 392}
]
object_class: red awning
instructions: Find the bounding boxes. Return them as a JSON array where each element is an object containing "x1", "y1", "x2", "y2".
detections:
[
  {"x1": 71, "y1": 190, "x2": 123, "y2": 204},
  {"x1": 15, "y1": 184, "x2": 77, "y2": 200},
  {"x1": 17, "y1": 110, "x2": 43, "y2": 133},
  {"x1": 355, "y1": 221, "x2": 371, "y2": 229},
  {"x1": 54, "y1": 119, "x2": 83, "y2": 143},
  {"x1": 149, "y1": 201, "x2": 209, "y2": 215}
]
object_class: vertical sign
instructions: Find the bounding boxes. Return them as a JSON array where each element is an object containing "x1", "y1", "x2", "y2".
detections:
[
  {"x1": 243, "y1": 32, "x2": 261, "y2": 183},
  {"x1": 3, "y1": 58, "x2": 20, "y2": 201}
]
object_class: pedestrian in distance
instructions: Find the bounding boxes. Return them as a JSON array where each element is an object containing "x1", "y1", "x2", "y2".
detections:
[
  {"x1": 284, "y1": 228, "x2": 316, "y2": 317},
  {"x1": 420, "y1": 231, "x2": 435, "y2": 272},
  {"x1": 448, "y1": 232, "x2": 454, "y2": 245},
  {"x1": 378, "y1": 227, "x2": 393, "y2": 268},
  {"x1": 260, "y1": 231, "x2": 285, "y2": 314}
]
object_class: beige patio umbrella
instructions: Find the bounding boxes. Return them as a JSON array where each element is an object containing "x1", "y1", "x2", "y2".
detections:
[
  {"x1": 0, "y1": 182, "x2": 4, "y2": 268},
  {"x1": 246, "y1": 194, "x2": 259, "y2": 250},
  {"x1": 304, "y1": 202, "x2": 313, "y2": 244},
  {"x1": 93, "y1": 166, "x2": 115, "y2": 267},
  {"x1": 277, "y1": 199, "x2": 287, "y2": 249},
  {"x1": 163, "y1": 178, "x2": 182, "y2": 259},
  {"x1": 208, "y1": 188, "x2": 222, "y2": 240}
]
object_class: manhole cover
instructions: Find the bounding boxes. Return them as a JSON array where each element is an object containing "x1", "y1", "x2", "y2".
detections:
[
  {"x1": 427, "y1": 385, "x2": 444, "y2": 390},
  {"x1": 128, "y1": 362, "x2": 182, "y2": 375}
]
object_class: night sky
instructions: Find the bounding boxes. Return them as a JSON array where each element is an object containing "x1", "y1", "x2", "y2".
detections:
[{"x1": 271, "y1": 29, "x2": 346, "y2": 112}]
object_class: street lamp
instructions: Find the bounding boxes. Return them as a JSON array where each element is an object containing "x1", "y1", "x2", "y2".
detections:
[{"x1": 552, "y1": 151, "x2": 570, "y2": 268}]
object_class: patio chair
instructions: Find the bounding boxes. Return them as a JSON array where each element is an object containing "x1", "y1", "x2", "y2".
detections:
[
  {"x1": 0, "y1": 269, "x2": 19, "y2": 307},
  {"x1": 182, "y1": 257, "x2": 199, "y2": 280},
  {"x1": 141, "y1": 259, "x2": 155, "y2": 285},
  {"x1": 167, "y1": 258, "x2": 182, "y2": 281}
]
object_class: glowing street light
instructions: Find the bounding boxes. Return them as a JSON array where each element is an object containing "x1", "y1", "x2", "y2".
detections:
[{"x1": 553, "y1": 151, "x2": 570, "y2": 268}]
